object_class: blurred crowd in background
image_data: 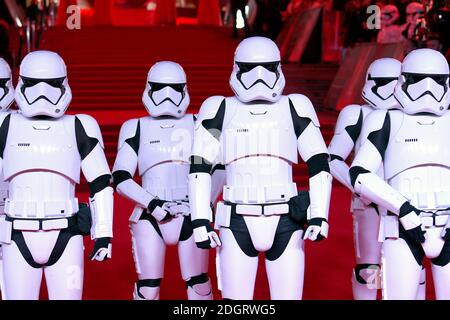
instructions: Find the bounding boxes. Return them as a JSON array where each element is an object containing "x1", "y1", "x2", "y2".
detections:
[
  {"x1": 341, "y1": 0, "x2": 449, "y2": 55},
  {"x1": 0, "y1": 0, "x2": 449, "y2": 67}
]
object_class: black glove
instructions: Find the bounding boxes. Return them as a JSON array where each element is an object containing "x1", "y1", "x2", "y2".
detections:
[
  {"x1": 147, "y1": 198, "x2": 172, "y2": 222},
  {"x1": 399, "y1": 202, "x2": 426, "y2": 244},
  {"x1": 89, "y1": 237, "x2": 112, "y2": 261},
  {"x1": 192, "y1": 219, "x2": 221, "y2": 249},
  {"x1": 303, "y1": 217, "x2": 328, "y2": 242}
]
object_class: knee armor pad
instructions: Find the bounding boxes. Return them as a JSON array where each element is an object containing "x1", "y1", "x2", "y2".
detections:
[
  {"x1": 353, "y1": 264, "x2": 381, "y2": 289},
  {"x1": 185, "y1": 273, "x2": 213, "y2": 300},
  {"x1": 133, "y1": 279, "x2": 161, "y2": 300}
]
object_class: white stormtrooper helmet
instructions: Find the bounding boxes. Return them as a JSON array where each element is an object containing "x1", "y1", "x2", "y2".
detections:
[
  {"x1": 15, "y1": 50, "x2": 72, "y2": 118},
  {"x1": 230, "y1": 36, "x2": 285, "y2": 103},
  {"x1": 142, "y1": 61, "x2": 190, "y2": 118},
  {"x1": 406, "y1": 2, "x2": 425, "y2": 25},
  {"x1": 394, "y1": 48, "x2": 450, "y2": 116},
  {"x1": 362, "y1": 58, "x2": 401, "y2": 110},
  {"x1": 0, "y1": 58, "x2": 14, "y2": 111},
  {"x1": 380, "y1": 5, "x2": 399, "y2": 27}
]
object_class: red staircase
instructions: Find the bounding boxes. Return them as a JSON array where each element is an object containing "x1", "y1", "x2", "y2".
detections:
[{"x1": 41, "y1": 26, "x2": 338, "y2": 188}]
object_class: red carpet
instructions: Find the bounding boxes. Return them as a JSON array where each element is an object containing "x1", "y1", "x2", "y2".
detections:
[
  {"x1": 20, "y1": 25, "x2": 434, "y2": 299},
  {"x1": 78, "y1": 186, "x2": 354, "y2": 300}
]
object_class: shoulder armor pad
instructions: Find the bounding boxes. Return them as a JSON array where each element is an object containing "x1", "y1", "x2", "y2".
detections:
[
  {"x1": 360, "y1": 109, "x2": 390, "y2": 139},
  {"x1": 0, "y1": 111, "x2": 10, "y2": 124},
  {"x1": 195, "y1": 96, "x2": 226, "y2": 129},
  {"x1": 288, "y1": 94, "x2": 320, "y2": 127},
  {"x1": 75, "y1": 114, "x2": 104, "y2": 148},
  {"x1": 334, "y1": 104, "x2": 363, "y2": 134},
  {"x1": 118, "y1": 118, "x2": 139, "y2": 150}
]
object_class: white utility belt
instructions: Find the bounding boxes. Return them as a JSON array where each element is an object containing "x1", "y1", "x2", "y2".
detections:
[
  {"x1": 406, "y1": 191, "x2": 450, "y2": 211},
  {"x1": 419, "y1": 211, "x2": 450, "y2": 228},
  {"x1": 4, "y1": 198, "x2": 79, "y2": 219},
  {"x1": 4, "y1": 215, "x2": 77, "y2": 231},
  {"x1": 222, "y1": 183, "x2": 298, "y2": 204},
  {"x1": 380, "y1": 210, "x2": 450, "y2": 241},
  {"x1": 148, "y1": 187, "x2": 188, "y2": 202},
  {"x1": 214, "y1": 200, "x2": 290, "y2": 229}
]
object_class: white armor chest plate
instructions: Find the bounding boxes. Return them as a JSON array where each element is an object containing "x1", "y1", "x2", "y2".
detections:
[
  {"x1": 220, "y1": 97, "x2": 298, "y2": 204},
  {"x1": 221, "y1": 96, "x2": 298, "y2": 165},
  {"x1": 138, "y1": 115, "x2": 194, "y2": 176},
  {"x1": 142, "y1": 163, "x2": 190, "y2": 202},
  {"x1": 3, "y1": 114, "x2": 81, "y2": 183},
  {"x1": 384, "y1": 111, "x2": 450, "y2": 180}
]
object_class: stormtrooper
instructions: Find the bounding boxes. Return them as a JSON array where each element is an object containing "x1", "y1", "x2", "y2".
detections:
[
  {"x1": 0, "y1": 51, "x2": 113, "y2": 300},
  {"x1": 113, "y1": 61, "x2": 223, "y2": 300},
  {"x1": 403, "y1": 2, "x2": 425, "y2": 41},
  {"x1": 189, "y1": 37, "x2": 332, "y2": 300},
  {"x1": 350, "y1": 48, "x2": 450, "y2": 299},
  {"x1": 377, "y1": 5, "x2": 404, "y2": 44},
  {"x1": 0, "y1": 58, "x2": 15, "y2": 295},
  {"x1": 329, "y1": 58, "x2": 426, "y2": 300}
]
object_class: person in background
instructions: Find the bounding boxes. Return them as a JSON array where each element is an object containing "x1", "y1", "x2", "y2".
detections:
[
  {"x1": 253, "y1": 0, "x2": 283, "y2": 40},
  {"x1": 230, "y1": 0, "x2": 249, "y2": 38},
  {"x1": 402, "y1": 2, "x2": 425, "y2": 42},
  {"x1": 376, "y1": 4, "x2": 405, "y2": 44}
]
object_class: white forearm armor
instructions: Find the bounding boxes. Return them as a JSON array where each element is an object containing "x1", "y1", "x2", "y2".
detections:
[
  {"x1": 76, "y1": 115, "x2": 114, "y2": 239},
  {"x1": 350, "y1": 110, "x2": 407, "y2": 214},
  {"x1": 291, "y1": 94, "x2": 332, "y2": 221},
  {"x1": 189, "y1": 96, "x2": 224, "y2": 222}
]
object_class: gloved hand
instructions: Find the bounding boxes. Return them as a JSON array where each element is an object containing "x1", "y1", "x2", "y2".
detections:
[
  {"x1": 399, "y1": 202, "x2": 426, "y2": 244},
  {"x1": 164, "y1": 201, "x2": 190, "y2": 217},
  {"x1": 192, "y1": 219, "x2": 221, "y2": 249},
  {"x1": 303, "y1": 217, "x2": 329, "y2": 242},
  {"x1": 147, "y1": 198, "x2": 175, "y2": 222},
  {"x1": 441, "y1": 215, "x2": 450, "y2": 241},
  {"x1": 89, "y1": 237, "x2": 112, "y2": 261},
  {"x1": 442, "y1": 228, "x2": 450, "y2": 241}
]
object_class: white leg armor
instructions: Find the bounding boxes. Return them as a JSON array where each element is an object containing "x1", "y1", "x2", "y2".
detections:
[
  {"x1": 382, "y1": 239, "x2": 422, "y2": 300},
  {"x1": 351, "y1": 206, "x2": 381, "y2": 300},
  {"x1": 265, "y1": 230, "x2": 305, "y2": 300},
  {"x1": 2, "y1": 239, "x2": 43, "y2": 300},
  {"x1": 178, "y1": 234, "x2": 212, "y2": 300},
  {"x1": 130, "y1": 219, "x2": 166, "y2": 300},
  {"x1": 416, "y1": 266, "x2": 426, "y2": 300},
  {"x1": 218, "y1": 228, "x2": 259, "y2": 299},
  {"x1": 431, "y1": 262, "x2": 450, "y2": 300},
  {"x1": 44, "y1": 235, "x2": 84, "y2": 300}
]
